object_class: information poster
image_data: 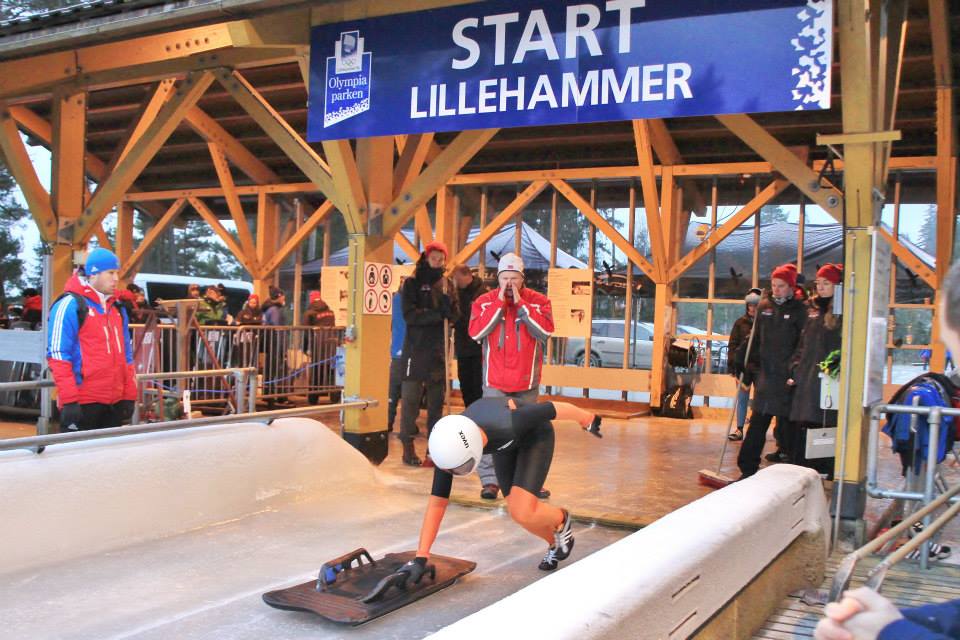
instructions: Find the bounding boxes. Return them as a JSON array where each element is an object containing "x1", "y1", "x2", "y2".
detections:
[
  {"x1": 547, "y1": 268, "x2": 593, "y2": 338},
  {"x1": 321, "y1": 266, "x2": 349, "y2": 327}
]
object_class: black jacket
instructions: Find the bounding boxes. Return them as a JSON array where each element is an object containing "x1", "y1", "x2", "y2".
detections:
[
  {"x1": 400, "y1": 263, "x2": 457, "y2": 382},
  {"x1": 748, "y1": 296, "x2": 807, "y2": 416},
  {"x1": 454, "y1": 276, "x2": 486, "y2": 359},
  {"x1": 789, "y1": 297, "x2": 842, "y2": 426},
  {"x1": 727, "y1": 313, "x2": 754, "y2": 376}
]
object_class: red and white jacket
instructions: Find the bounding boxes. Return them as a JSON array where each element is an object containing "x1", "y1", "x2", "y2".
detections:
[
  {"x1": 46, "y1": 274, "x2": 137, "y2": 407},
  {"x1": 469, "y1": 288, "x2": 554, "y2": 393}
]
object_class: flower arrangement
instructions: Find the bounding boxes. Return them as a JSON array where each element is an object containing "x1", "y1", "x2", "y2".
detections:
[{"x1": 818, "y1": 349, "x2": 841, "y2": 379}]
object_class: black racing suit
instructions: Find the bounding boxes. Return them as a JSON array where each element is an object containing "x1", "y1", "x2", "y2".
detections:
[{"x1": 431, "y1": 398, "x2": 557, "y2": 499}]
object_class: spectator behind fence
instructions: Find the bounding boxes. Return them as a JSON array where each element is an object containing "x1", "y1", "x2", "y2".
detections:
[
  {"x1": 236, "y1": 294, "x2": 262, "y2": 325},
  {"x1": 22, "y1": 287, "x2": 42, "y2": 328},
  {"x1": 452, "y1": 264, "x2": 487, "y2": 408},
  {"x1": 263, "y1": 286, "x2": 286, "y2": 326},
  {"x1": 469, "y1": 252, "x2": 554, "y2": 501},
  {"x1": 47, "y1": 248, "x2": 136, "y2": 432},
  {"x1": 814, "y1": 260, "x2": 960, "y2": 640},
  {"x1": 399, "y1": 241, "x2": 457, "y2": 467},
  {"x1": 787, "y1": 263, "x2": 843, "y2": 479},
  {"x1": 727, "y1": 287, "x2": 762, "y2": 442},
  {"x1": 262, "y1": 286, "x2": 290, "y2": 406},
  {"x1": 196, "y1": 284, "x2": 227, "y2": 325},
  {"x1": 387, "y1": 279, "x2": 408, "y2": 433},
  {"x1": 186, "y1": 283, "x2": 201, "y2": 299},
  {"x1": 302, "y1": 290, "x2": 335, "y2": 327},
  {"x1": 737, "y1": 263, "x2": 806, "y2": 478},
  {"x1": 303, "y1": 290, "x2": 335, "y2": 405}
]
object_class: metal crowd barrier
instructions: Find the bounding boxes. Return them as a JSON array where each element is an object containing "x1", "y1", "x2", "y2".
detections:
[
  {"x1": 0, "y1": 399, "x2": 378, "y2": 453},
  {"x1": 863, "y1": 402, "x2": 960, "y2": 572},
  {"x1": 132, "y1": 324, "x2": 343, "y2": 403}
]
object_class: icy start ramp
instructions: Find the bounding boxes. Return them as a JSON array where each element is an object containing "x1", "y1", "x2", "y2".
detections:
[{"x1": 0, "y1": 418, "x2": 628, "y2": 639}]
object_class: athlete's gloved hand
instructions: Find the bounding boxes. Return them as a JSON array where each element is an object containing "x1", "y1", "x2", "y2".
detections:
[
  {"x1": 60, "y1": 403, "x2": 83, "y2": 432},
  {"x1": 116, "y1": 400, "x2": 135, "y2": 423},
  {"x1": 396, "y1": 557, "x2": 429, "y2": 587},
  {"x1": 585, "y1": 415, "x2": 603, "y2": 438}
]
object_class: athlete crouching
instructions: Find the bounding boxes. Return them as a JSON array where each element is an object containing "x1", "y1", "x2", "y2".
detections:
[{"x1": 397, "y1": 397, "x2": 602, "y2": 583}]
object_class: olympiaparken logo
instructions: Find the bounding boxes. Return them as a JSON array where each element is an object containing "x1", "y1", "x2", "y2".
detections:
[{"x1": 324, "y1": 30, "x2": 372, "y2": 128}]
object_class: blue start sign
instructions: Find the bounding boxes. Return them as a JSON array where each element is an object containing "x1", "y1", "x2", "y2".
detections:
[{"x1": 307, "y1": 0, "x2": 833, "y2": 142}]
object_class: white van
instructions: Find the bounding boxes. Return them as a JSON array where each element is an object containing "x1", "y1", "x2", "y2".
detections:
[{"x1": 132, "y1": 273, "x2": 254, "y2": 317}]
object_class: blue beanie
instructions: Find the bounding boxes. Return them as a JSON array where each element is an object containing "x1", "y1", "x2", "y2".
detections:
[{"x1": 85, "y1": 248, "x2": 120, "y2": 276}]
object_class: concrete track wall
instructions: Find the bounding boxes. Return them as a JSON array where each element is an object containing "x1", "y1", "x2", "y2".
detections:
[
  {"x1": 430, "y1": 465, "x2": 829, "y2": 640},
  {"x1": 0, "y1": 418, "x2": 374, "y2": 574}
]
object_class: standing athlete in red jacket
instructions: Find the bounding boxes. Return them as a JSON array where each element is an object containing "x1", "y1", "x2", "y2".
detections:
[
  {"x1": 468, "y1": 253, "x2": 554, "y2": 499},
  {"x1": 47, "y1": 248, "x2": 137, "y2": 431}
]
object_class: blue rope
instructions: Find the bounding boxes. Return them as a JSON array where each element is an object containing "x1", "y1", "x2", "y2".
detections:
[{"x1": 149, "y1": 355, "x2": 340, "y2": 393}]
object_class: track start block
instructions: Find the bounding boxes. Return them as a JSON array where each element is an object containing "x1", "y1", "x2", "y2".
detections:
[{"x1": 262, "y1": 548, "x2": 476, "y2": 625}]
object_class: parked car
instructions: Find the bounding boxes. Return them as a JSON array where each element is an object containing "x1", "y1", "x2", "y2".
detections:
[
  {"x1": 563, "y1": 320, "x2": 727, "y2": 371},
  {"x1": 564, "y1": 319, "x2": 654, "y2": 369}
]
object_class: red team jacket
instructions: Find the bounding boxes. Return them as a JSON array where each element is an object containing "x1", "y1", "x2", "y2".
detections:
[
  {"x1": 47, "y1": 275, "x2": 137, "y2": 406},
  {"x1": 469, "y1": 287, "x2": 554, "y2": 393}
]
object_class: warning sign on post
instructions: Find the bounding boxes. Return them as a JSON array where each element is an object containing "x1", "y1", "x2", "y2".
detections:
[{"x1": 363, "y1": 262, "x2": 395, "y2": 315}]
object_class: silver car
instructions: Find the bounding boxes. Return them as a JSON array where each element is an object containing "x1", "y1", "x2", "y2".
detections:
[
  {"x1": 562, "y1": 320, "x2": 727, "y2": 371},
  {"x1": 563, "y1": 320, "x2": 654, "y2": 369}
]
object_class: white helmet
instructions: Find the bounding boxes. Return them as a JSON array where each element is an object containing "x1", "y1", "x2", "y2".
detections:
[{"x1": 429, "y1": 414, "x2": 484, "y2": 476}]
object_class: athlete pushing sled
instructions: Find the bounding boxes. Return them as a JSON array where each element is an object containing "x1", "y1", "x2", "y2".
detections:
[{"x1": 394, "y1": 397, "x2": 602, "y2": 586}]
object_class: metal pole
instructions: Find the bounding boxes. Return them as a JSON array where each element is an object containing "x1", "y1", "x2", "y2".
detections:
[
  {"x1": 0, "y1": 399, "x2": 379, "y2": 452},
  {"x1": 38, "y1": 253, "x2": 53, "y2": 435},
  {"x1": 921, "y1": 406, "x2": 942, "y2": 570},
  {"x1": 832, "y1": 264, "x2": 855, "y2": 551},
  {"x1": 248, "y1": 368, "x2": 257, "y2": 413},
  {"x1": 234, "y1": 369, "x2": 245, "y2": 415}
]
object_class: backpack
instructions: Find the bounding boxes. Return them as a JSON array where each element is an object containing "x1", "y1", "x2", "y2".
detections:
[
  {"x1": 659, "y1": 384, "x2": 694, "y2": 419},
  {"x1": 52, "y1": 292, "x2": 90, "y2": 330}
]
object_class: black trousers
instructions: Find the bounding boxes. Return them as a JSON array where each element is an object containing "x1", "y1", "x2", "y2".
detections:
[
  {"x1": 737, "y1": 412, "x2": 794, "y2": 477},
  {"x1": 78, "y1": 403, "x2": 123, "y2": 431},
  {"x1": 457, "y1": 355, "x2": 483, "y2": 407},
  {"x1": 399, "y1": 379, "x2": 444, "y2": 445},
  {"x1": 387, "y1": 358, "x2": 404, "y2": 430}
]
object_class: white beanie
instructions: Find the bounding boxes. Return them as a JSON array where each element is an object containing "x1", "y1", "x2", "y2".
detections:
[
  {"x1": 745, "y1": 288, "x2": 762, "y2": 306},
  {"x1": 497, "y1": 252, "x2": 524, "y2": 276}
]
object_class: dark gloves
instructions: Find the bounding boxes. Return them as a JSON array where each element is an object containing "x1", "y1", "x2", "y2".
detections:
[
  {"x1": 60, "y1": 403, "x2": 83, "y2": 432},
  {"x1": 116, "y1": 400, "x2": 136, "y2": 423},
  {"x1": 586, "y1": 415, "x2": 603, "y2": 438},
  {"x1": 397, "y1": 557, "x2": 429, "y2": 586},
  {"x1": 439, "y1": 294, "x2": 455, "y2": 320}
]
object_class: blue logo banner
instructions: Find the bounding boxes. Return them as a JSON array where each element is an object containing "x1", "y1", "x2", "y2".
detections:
[{"x1": 308, "y1": 0, "x2": 832, "y2": 142}]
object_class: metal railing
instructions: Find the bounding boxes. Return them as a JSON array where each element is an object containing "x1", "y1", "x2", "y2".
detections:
[
  {"x1": 132, "y1": 324, "x2": 344, "y2": 403},
  {"x1": 859, "y1": 401, "x2": 960, "y2": 572},
  {"x1": 0, "y1": 367, "x2": 260, "y2": 431},
  {"x1": 133, "y1": 367, "x2": 257, "y2": 423},
  {"x1": 0, "y1": 399, "x2": 377, "y2": 453}
]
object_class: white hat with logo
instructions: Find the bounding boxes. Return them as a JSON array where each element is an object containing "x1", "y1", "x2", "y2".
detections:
[{"x1": 497, "y1": 252, "x2": 524, "y2": 276}]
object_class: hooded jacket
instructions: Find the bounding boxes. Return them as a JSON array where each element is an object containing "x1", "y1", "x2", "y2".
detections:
[
  {"x1": 302, "y1": 299, "x2": 335, "y2": 328},
  {"x1": 46, "y1": 274, "x2": 136, "y2": 407},
  {"x1": 469, "y1": 286, "x2": 554, "y2": 393},
  {"x1": 400, "y1": 259, "x2": 457, "y2": 382}
]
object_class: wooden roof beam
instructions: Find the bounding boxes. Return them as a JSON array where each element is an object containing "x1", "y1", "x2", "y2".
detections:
[
  {"x1": 716, "y1": 113, "x2": 844, "y2": 219},
  {"x1": 0, "y1": 106, "x2": 56, "y2": 242},
  {"x1": 380, "y1": 128, "x2": 498, "y2": 240},
  {"x1": 261, "y1": 200, "x2": 335, "y2": 275},
  {"x1": 184, "y1": 106, "x2": 281, "y2": 184},
  {"x1": 215, "y1": 67, "x2": 345, "y2": 213},
  {"x1": 208, "y1": 141, "x2": 258, "y2": 260},
  {"x1": 74, "y1": 70, "x2": 214, "y2": 243},
  {"x1": 188, "y1": 196, "x2": 257, "y2": 276},
  {"x1": 121, "y1": 197, "x2": 187, "y2": 279}
]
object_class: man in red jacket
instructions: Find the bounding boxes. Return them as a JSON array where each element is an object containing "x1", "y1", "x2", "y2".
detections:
[
  {"x1": 47, "y1": 248, "x2": 137, "y2": 432},
  {"x1": 469, "y1": 252, "x2": 554, "y2": 499}
]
